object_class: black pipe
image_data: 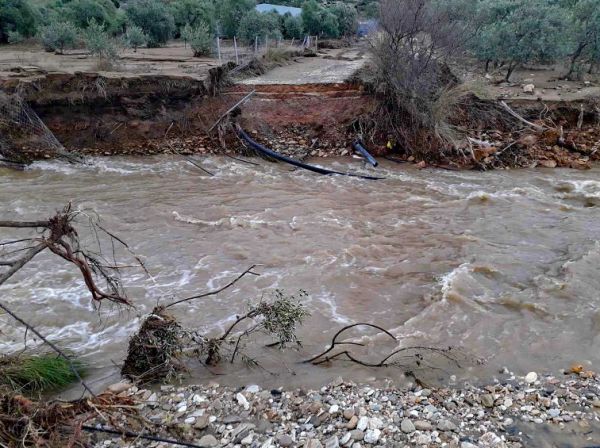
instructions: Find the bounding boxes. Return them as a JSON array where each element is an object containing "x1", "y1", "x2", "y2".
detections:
[
  {"x1": 352, "y1": 140, "x2": 378, "y2": 167},
  {"x1": 237, "y1": 127, "x2": 384, "y2": 181}
]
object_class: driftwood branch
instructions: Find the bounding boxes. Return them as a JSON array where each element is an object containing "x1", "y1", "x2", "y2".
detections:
[
  {"x1": 165, "y1": 265, "x2": 259, "y2": 308},
  {"x1": 0, "y1": 244, "x2": 47, "y2": 285},
  {"x1": 305, "y1": 323, "x2": 463, "y2": 370},
  {"x1": 499, "y1": 101, "x2": 545, "y2": 132},
  {"x1": 304, "y1": 323, "x2": 397, "y2": 364}
]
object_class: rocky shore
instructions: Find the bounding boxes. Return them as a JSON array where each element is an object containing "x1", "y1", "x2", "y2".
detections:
[{"x1": 91, "y1": 369, "x2": 600, "y2": 448}]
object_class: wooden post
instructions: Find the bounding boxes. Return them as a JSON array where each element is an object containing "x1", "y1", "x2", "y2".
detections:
[
  {"x1": 315, "y1": 35, "x2": 318, "y2": 51},
  {"x1": 217, "y1": 36, "x2": 222, "y2": 63},
  {"x1": 234, "y1": 36, "x2": 239, "y2": 64},
  {"x1": 255, "y1": 36, "x2": 258, "y2": 54}
]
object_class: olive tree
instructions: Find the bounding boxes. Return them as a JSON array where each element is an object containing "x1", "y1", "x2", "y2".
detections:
[
  {"x1": 566, "y1": 0, "x2": 600, "y2": 78},
  {"x1": 283, "y1": 14, "x2": 304, "y2": 39},
  {"x1": 39, "y1": 21, "x2": 78, "y2": 54},
  {"x1": 218, "y1": 0, "x2": 255, "y2": 38},
  {"x1": 82, "y1": 19, "x2": 120, "y2": 60},
  {"x1": 471, "y1": 0, "x2": 570, "y2": 81},
  {"x1": 169, "y1": 0, "x2": 216, "y2": 32},
  {"x1": 238, "y1": 10, "x2": 283, "y2": 45},
  {"x1": 125, "y1": 24, "x2": 148, "y2": 52},
  {"x1": 125, "y1": 0, "x2": 175, "y2": 47},
  {"x1": 188, "y1": 21, "x2": 212, "y2": 57},
  {"x1": 331, "y1": 3, "x2": 358, "y2": 37}
]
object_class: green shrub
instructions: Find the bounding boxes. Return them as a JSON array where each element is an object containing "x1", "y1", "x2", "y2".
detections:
[
  {"x1": 0, "y1": 0, "x2": 40, "y2": 43},
  {"x1": 169, "y1": 0, "x2": 215, "y2": 32},
  {"x1": 7, "y1": 30, "x2": 25, "y2": 44},
  {"x1": 238, "y1": 10, "x2": 283, "y2": 45},
  {"x1": 39, "y1": 21, "x2": 78, "y2": 54},
  {"x1": 189, "y1": 21, "x2": 212, "y2": 57},
  {"x1": 82, "y1": 19, "x2": 119, "y2": 59},
  {"x1": 125, "y1": 0, "x2": 175, "y2": 47}
]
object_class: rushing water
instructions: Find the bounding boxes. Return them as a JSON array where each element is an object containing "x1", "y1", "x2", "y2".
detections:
[{"x1": 1, "y1": 157, "x2": 600, "y2": 391}]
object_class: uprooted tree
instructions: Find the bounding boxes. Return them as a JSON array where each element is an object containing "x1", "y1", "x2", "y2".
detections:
[{"x1": 0, "y1": 204, "x2": 138, "y2": 395}]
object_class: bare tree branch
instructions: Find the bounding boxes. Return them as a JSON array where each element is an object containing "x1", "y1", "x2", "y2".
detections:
[{"x1": 164, "y1": 265, "x2": 259, "y2": 308}]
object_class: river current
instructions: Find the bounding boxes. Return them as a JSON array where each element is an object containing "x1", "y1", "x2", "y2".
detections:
[{"x1": 1, "y1": 157, "x2": 599, "y2": 391}]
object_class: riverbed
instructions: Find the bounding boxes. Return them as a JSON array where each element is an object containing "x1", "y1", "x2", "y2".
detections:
[{"x1": 1, "y1": 157, "x2": 599, "y2": 391}]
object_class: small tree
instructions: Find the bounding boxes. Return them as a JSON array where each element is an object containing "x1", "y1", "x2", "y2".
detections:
[
  {"x1": 331, "y1": 3, "x2": 358, "y2": 37},
  {"x1": 125, "y1": 0, "x2": 175, "y2": 47},
  {"x1": 125, "y1": 24, "x2": 148, "y2": 51},
  {"x1": 82, "y1": 19, "x2": 119, "y2": 60},
  {"x1": 364, "y1": 2, "x2": 379, "y2": 19},
  {"x1": 566, "y1": 0, "x2": 600, "y2": 78},
  {"x1": 169, "y1": 0, "x2": 215, "y2": 32},
  {"x1": 238, "y1": 10, "x2": 283, "y2": 45},
  {"x1": 39, "y1": 21, "x2": 78, "y2": 54},
  {"x1": 321, "y1": 11, "x2": 340, "y2": 38},
  {"x1": 188, "y1": 21, "x2": 212, "y2": 57},
  {"x1": 301, "y1": 0, "x2": 323, "y2": 36},
  {"x1": 471, "y1": 0, "x2": 570, "y2": 81},
  {"x1": 283, "y1": 14, "x2": 304, "y2": 39},
  {"x1": 181, "y1": 23, "x2": 193, "y2": 47},
  {"x1": 218, "y1": 0, "x2": 255, "y2": 38}
]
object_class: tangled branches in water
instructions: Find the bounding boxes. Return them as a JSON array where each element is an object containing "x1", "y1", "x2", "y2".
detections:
[{"x1": 122, "y1": 284, "x2": 310, "y2": 383}]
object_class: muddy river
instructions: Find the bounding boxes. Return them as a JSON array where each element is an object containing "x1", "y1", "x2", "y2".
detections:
[{"x1": 1, "y1": 157, "x2": 599, "y2": 391}]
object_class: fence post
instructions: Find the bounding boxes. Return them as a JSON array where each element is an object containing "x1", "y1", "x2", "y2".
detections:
[
  {"x1": 217, "y1": 36, "x2": 222, "y2": 63},
  {"x1": 265, "y1": 35, "x2": 269, "y2": 51},
  {"x1": 291, "y1": 37, "x2": 295, "y2": 47},
  {"x1": 315, "y1": 35, "x2": 318, "y2": 51},
  {"x1": 255, "y1": 36, "x2": 258, "y2": 54},
  {"x1": 234, "y1": 36, "x2": 239, "y2": 64}
]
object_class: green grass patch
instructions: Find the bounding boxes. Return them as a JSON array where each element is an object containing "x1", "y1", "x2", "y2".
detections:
[{"x1": 0, "y1": 354, "x2": 85, "y2": 394}]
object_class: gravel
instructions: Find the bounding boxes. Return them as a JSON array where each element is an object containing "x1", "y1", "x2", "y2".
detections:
[{"x1": 91, "y1": 370, "x2": 600, "y2": 447}]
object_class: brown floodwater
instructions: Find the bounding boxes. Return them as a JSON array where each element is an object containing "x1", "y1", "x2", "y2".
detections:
[{"x1": 1, "y1": 157, "x2": 599, "y2": 393}]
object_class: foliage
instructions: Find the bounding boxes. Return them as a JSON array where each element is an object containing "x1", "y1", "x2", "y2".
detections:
[
  {"x1": 468, "y1": 0, "x2": 571, "y2": 80},
  {"x1": 283, "y1": 13, "x2": 304, "y2": 39},
  {"x1": 238, "y1": 10, "x2": 283, "y2": 45},
  {"x1": 62, "y1": 0, "x2": 120, "y2": 32},
  {"x1": 125, "y1": 24, "x2": 148, "y2": 51},
  {"x1": 0, "y1": 354, "x2": 84, "y2": 394},
  {"x1": 82, "y1": 19, "x2": 120, "y2": 60},
  {"x1": 188, "y1": 21, "x2": 212, "y2": 57},
  {"x1": 301, "y1": 0, "x2": 342, "y2": 38},
  {"x1": 363, "y1": 1, "x2": 379, "y2": 18},
  {"x1": 125, "y1": 0, "x2": 175, "y2": 47},
  {"x1": 169, "y1": 0, "x2": 216, "y2": 32},
  {"x1": 39, "y1": 20, "x2": 78, "y2": 53},
  {"x1": 7, "y1": 30, "x2": 25, "y2": 44},
  {"x1": 218, "y1": 0, "x2": 255, "y2": 38},
  {"x1": 301, "y1": 0, "x2": 324, "y2": 35},
  {"x1": 0, "y1": 0, "x2": 40, "y2": 43},
  {"x1": 331, "y1": 3, "x2": 358, "y2": 37}
]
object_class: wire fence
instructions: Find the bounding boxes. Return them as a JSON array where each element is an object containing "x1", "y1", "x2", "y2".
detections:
[{"x1": 212, "y1": 35, "x2": 319, "y2": 67}]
